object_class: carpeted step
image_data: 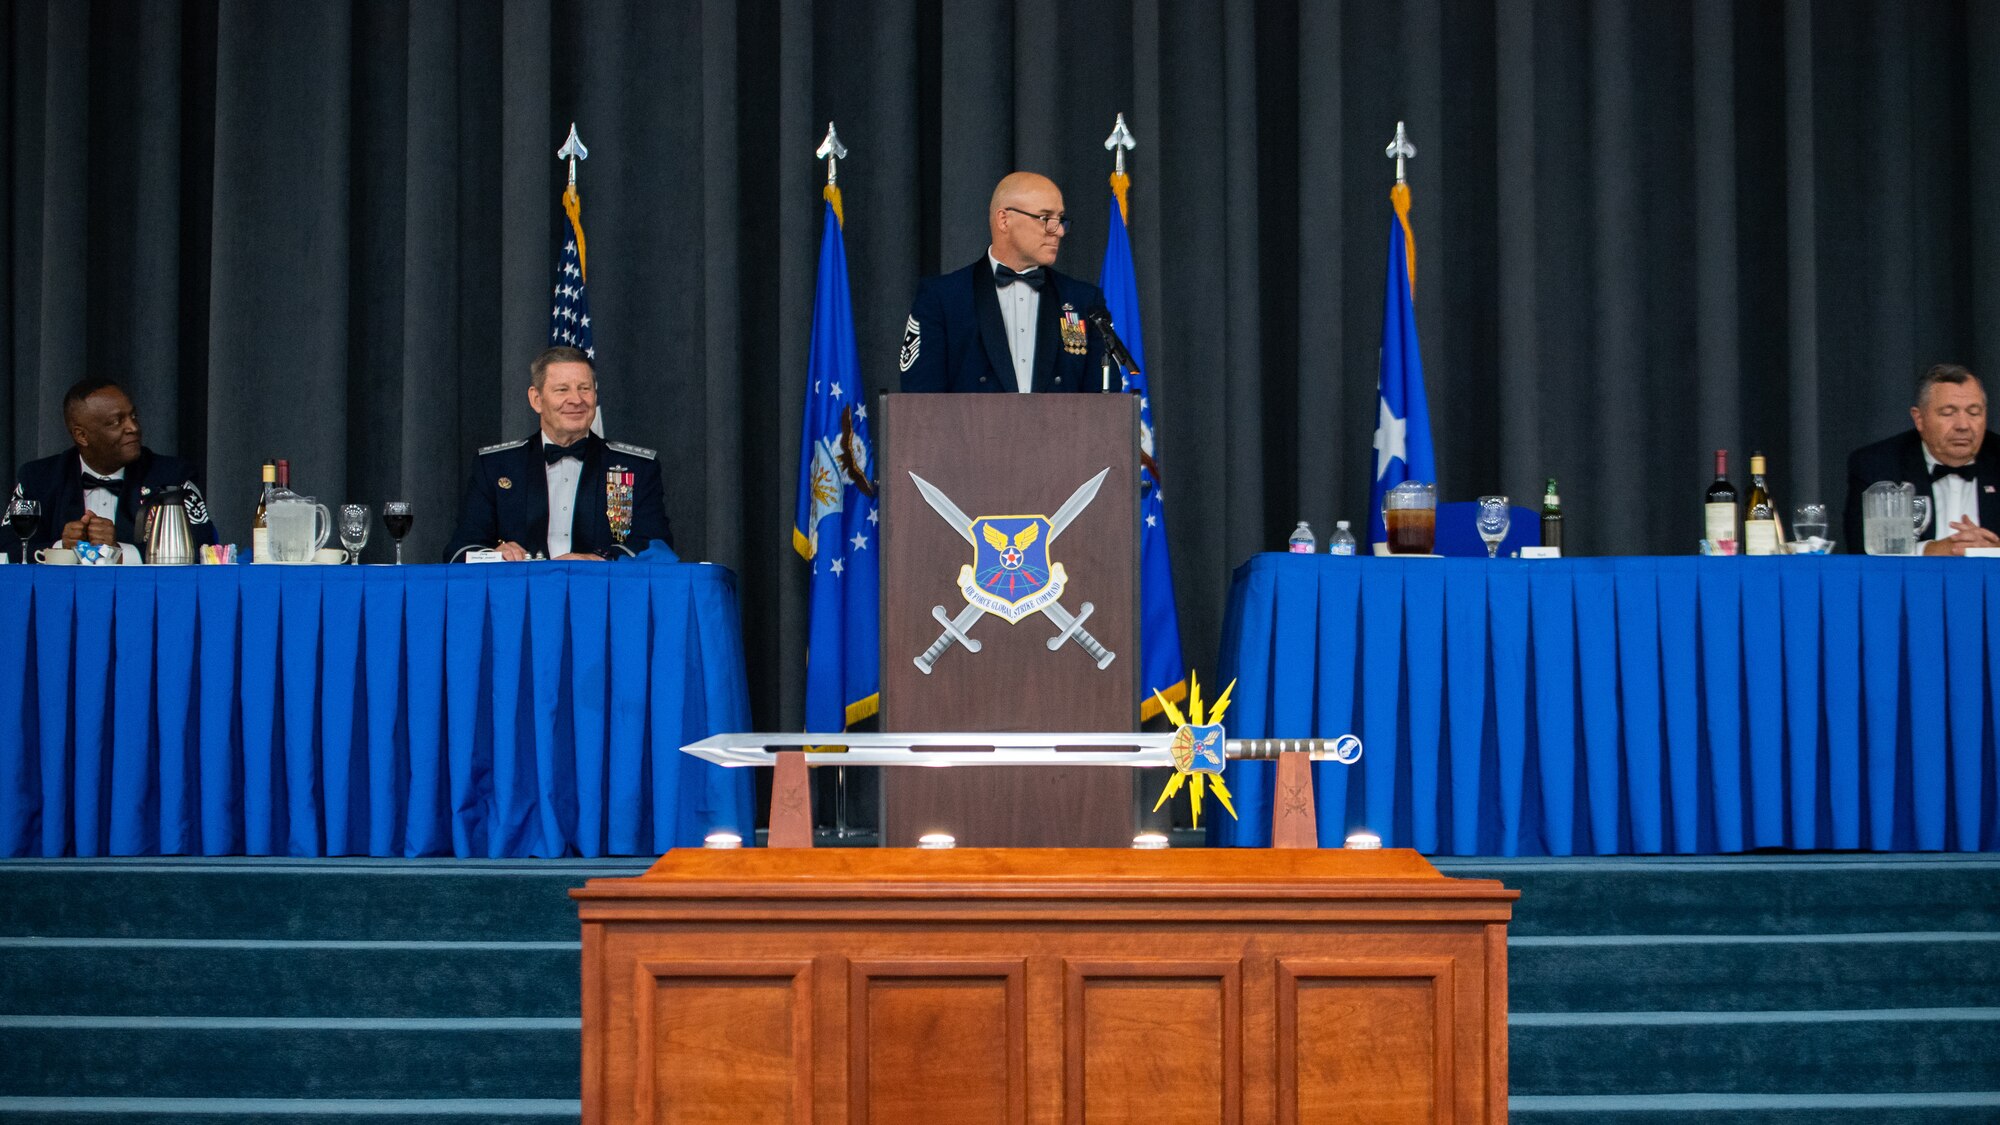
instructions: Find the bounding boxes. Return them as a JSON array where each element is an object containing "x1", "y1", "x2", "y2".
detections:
[
  {"x1": 0, "y1": 860, "x2": 643, "y2": 942},
  {"x1": 1507, "y1": 932, "x2": 2000, "y2": 1012},
  {"x1": 0, "y1": 938, "x2": 580, "y2": 1017},
  {"x1": 1509, "y1": 1091, "x2": 2000, "y2": 1124},
  {"x1": 1434, "y1": 856, "x2": 2000, "y2": 937},
  {"x1": 0, "y1": 1017, "x2": 580, "y2": 1100},
  {"x1": 0, "y1": 1098, "x2": 580, "y2": 1125},
  {"x1": 1508, "y1": 1008, "x2": 2000, "y2": 1096}
]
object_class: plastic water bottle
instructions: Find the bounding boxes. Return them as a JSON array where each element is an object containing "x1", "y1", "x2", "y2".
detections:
[
  {"x1": 1288, "y1": 521, "x2": 1316, "y2": 553},
  {"x1": 1328, "y1": 520, "x2": 1357, "y2": 555}
]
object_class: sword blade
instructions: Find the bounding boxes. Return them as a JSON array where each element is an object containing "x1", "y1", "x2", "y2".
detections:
[
  {"x1": 908, "y1": 472, "x2": 977, "y2": 545},
  {"x1": 1045, "y1": 467, "x2": 1110, "y2": 542}
]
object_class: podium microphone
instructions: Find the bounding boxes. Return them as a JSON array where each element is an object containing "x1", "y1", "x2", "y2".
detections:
[{"x1": 1084, "y1": 308, "x2": 1139, "y2": 389}]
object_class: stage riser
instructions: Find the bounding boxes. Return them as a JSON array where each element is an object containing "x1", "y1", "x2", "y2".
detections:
[
  {"x1": 1508, "y1": 936, "x2": 2000, "y2": 1011},
  {"x1": 0, "y1": 855, "x2": 1993, "y2": 1124}
]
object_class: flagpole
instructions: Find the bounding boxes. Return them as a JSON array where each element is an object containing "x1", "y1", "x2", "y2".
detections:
[
  {"x1": 816, "y1": 121, "x2": 856, "y2": 841},
  {"x1": 1102, "y1": 114, "x2": 1135, "y2": 393}
]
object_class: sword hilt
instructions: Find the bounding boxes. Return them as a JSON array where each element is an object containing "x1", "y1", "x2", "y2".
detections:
[
  {"x1": 1050, "y1": 605, "x2": 1114, "y2": 669},
  {"x1": 914, "y1": 632, "x2": 954, "y2": 675},
  {"x1": 1225, "y1": 736, "x2": 1363, "y2": 763},
  {"x1": 934, "y1": 604, "x2": 981, "y2": 652}
]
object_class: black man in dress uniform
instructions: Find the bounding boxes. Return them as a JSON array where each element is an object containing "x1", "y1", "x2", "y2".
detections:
[
  {"x1": 4, "y1": 378, "x2": 219, "y2": 563},
  {"x1": 899, "y1": 171, "x2": 1111, "y2": 394},
  {"x1": 442, "y1": 346, "x2": 672, "y2": 562}
]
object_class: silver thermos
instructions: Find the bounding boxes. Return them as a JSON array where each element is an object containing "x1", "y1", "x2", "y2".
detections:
[{"x1": 139, "y1": 486, "x2": 195, "y2": 565}]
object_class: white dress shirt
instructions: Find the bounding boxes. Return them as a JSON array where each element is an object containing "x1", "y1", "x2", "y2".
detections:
[
  {"x1": 1922, "y1": 447, "x2": 1979, "y2": 540},
  {"x1": 78, "y1": 456, "x2": 140, "y2": 564},
  {"x1": 542, "y1": 434, "x2": 585, "y2": 558},
  {"x1": 988, "y1": 249, "x2": 1040, "y2": 393}
]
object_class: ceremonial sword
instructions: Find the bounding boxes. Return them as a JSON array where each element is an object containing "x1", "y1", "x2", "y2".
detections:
[{"x1": 909, "y1": 469, "x2": 1116, "y2": 673}]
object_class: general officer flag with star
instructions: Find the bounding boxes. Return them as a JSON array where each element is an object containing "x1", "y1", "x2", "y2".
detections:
[
  {"x1": 548, "y1": 173, "x2": 604, "y2": 435},
  {"x1": 794, "y1": 184, "x2": 881, "y2": 731},
  {"x1": 1368, "y1": 180, "x2": 1435, "y2": 548},
  {"x1": 1098, "y1": 170, "x2": 1187, "y2": 720}
]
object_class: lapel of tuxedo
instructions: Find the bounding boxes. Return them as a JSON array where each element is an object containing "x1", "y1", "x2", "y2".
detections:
[
  {"x1": 1031, "y1": 272, "x2": 1062, "y2": 392},
  {"x1": 574, "y1": 438, "x2": 611, "y2": 551},
  {"x1": 111, "y1": 449, "x2": 153, "y2": 545},
  {"x1": 522, "y1": 433, "x2": 552, "y2": 552},
  {"x1": 971, "y1": 260, "x2": 1018, "y2": 392}
]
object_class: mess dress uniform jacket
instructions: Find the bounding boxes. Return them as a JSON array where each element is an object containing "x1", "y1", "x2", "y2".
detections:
[
  {"x1": 1842, "y1": 429, "x2": 2000, "y2": 551},
  {"x1": 442, "y1": 432, "x2": 672, "y2": 561},
  {"x1": 4, "y1": 447, "x2": 220, "y2": 558},
  {"x1": 899, "y1": 257, "x2": 1111, "y2": 393}
]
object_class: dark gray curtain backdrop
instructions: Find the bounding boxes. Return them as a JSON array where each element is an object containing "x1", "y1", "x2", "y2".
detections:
[{"x1": 8, "y1": 0, "x2": 2000, "y2": 729}]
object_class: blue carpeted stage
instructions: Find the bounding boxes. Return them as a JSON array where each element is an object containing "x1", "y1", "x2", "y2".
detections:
[{"x1": 1, "y1": 854, "x2": 1995, "y2": 1123}]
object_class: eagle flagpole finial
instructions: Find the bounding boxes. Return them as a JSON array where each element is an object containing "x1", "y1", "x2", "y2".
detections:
[
  {"x1": 557, "y1": 123, "x2": 589, "y2": 187},
  {"x1": 1104, "y1": 112, "x2": 1137, "y2": 178},
  {"x1": 1384, "y1": 121, "x2": 1415, "y2": 185},
  {"x1": 816, "y1": 122, "x2": 849, "y2": 188}
]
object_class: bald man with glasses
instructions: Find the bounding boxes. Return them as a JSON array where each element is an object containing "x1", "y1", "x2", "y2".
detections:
[{"x1": 899, "y1": 172, "x2": 1112, "y2": 394}]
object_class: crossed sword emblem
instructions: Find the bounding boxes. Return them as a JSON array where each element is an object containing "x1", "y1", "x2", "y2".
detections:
[{"x1": 910, "y1": 469, "x2": 1116, "y2": 674}]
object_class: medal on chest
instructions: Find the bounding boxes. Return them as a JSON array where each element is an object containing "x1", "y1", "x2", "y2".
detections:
[
  {"x1": 606, "y1": 466, "x2": 634, "y2": 543},
  {"x1": 1060, "y1": 303, "x2": 1087, "y2": 355}
]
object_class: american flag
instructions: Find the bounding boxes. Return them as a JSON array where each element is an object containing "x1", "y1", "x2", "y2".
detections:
[{"x1": 548, "y1": 231, "x2": 593, "y2": 359}]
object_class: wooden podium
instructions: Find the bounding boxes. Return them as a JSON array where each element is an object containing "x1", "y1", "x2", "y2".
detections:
[
  {"x1": 878, "y1": 393, "x2": 1139, "y2": 847},
  {"x1": 573, "y1": 847, "x2": 1516, "y2": 1124}
]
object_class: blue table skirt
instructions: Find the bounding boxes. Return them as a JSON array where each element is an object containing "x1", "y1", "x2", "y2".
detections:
[
  {"x1": 0, "y1": 562, "x2": 756, "y2": 857},
  {"x1": 1214, "y1": 554, "x2": 2000, "y2": 854}
]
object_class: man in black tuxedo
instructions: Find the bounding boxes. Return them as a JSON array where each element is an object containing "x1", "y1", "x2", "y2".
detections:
[
  {"x1": 899, "y1": 171, "x2": 1110, "y2": 393},
  {"x1": 3, "y1": 378, "x2": 219, "y2": 563},
  {"x1": 442, "y1": 347, "x2": 672, "y2": 562},
  {"x1": 1843, "y1": 364, "x2": 2000, "y2": 556}
]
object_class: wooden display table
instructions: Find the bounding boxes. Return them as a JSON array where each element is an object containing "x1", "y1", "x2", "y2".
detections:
[{"x1": 573, "y1": 847, "x2": 1516, "y2": 1124}]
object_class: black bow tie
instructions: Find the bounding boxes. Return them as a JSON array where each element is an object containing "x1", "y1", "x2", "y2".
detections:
[
  {"x1": 82, "y1": 472, "x2": 126, "y2": 495},
  {"x1": 1930, "y1": 461, "x2": 1977, "y2": 482},
  {"x1": 545, "y1": 440, "x2": 590, "y2": 466},
  {"x1": 994, "y1": 264, "x2": 1045, "y2": 290}
]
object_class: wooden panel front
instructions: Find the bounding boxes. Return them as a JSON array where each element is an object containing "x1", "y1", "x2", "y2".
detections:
[
  {"x1": 576, "y1": 849, "x2": 1516, "y2": 1125},
  {"x1": 1066, "y1": 960, "x2": 1243, "y2": 1125},
  {"x1": 879, "y1": 393, "x2": 1139, "y2": 847},
  {"x1": 631, "y1": 960, "x2": 813, "y2": 1125},
  {"x1": 849, "y1": 960, "x2": 1026, "y2": 1125},
  {"x1": 1277, "y1": 958, "x2": 1457, "y2": 1125}
]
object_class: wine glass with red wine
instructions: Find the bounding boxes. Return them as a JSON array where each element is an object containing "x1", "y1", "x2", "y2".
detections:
[
  {"x1": 6, "y1": 498, "x2": 40, "y2": 563},
  {"x1": 381, "y1": 501, "x2": 413, "y2": 565}
]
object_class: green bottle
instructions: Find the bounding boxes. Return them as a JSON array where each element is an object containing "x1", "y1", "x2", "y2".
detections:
[{"x1": 1541, "y1": 478, "x2": 1563, "y2": 552}]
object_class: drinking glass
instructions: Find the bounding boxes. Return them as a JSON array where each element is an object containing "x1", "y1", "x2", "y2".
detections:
[
  {"x1": 381, "y1": 501, "x2": 413, "y2": 565},
  {"x1": 6, "y1": 498, "x2": 40, "y2": 564},
  {"x1": 1912, "y1": 496, "x2": 1934, "y2": 544},
  {"x1": 1475, "y1": 496, "x2": 1511, "y2": 559},
  {"x1": 1792, "y1": 503, "x2": 1829, "y2": 552},
  {"x1": 338, "y1": 504, "x2": 371, "y2": 563}
]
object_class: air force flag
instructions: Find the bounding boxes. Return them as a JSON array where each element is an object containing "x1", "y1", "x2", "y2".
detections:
[{"x1": 1367, "y1": 181, "x2": 1435, "y2": 548}]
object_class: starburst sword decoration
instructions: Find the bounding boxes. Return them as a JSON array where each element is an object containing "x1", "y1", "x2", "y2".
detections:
[
  {"x1": 1385, "y1": 120, "x2": 1415, "y2": 184},
  {"x1": 558, "y1": 123, "x2": 589, "y2": 185},
  {"x1": 910, "y1": 469, "x2": 1115, "y2": 673},
  {"x1": 1152, "y1": 672, "x2": 1236, "y2": 827},
  {"x1": 1104, "y1": 112, "x2": 1135, "y2": 175}
]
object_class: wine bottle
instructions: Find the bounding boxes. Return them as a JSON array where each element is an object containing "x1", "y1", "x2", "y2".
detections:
[
  {"x1": 252, "y1": 461, "x2": 276, "y2": 563},
  {"x1": 1745, "y1": 453, "x2": 1778, "y2": 556},
  {"x1": 1541, "y1": 478, "x2": 1563, "y2": 553},
  {"x1": 275, "y1": 459, "x2": 294, "y2": 498},
  {"x1": 1705, "y1": 450, "x2": 1738, "y2": 554}
]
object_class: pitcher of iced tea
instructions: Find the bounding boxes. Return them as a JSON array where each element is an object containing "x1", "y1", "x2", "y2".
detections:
[{"x1": 1384, "y1": 481, "x2": 1437, "y2": 555}]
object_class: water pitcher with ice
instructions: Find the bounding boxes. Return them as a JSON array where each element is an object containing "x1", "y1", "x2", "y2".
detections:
[
  {"x1": 266, "y1": 496, "x2": 331, "y2": 562},
  {"x1": 1862, "y1": 481, "x2": 1916, "y2": 556}
]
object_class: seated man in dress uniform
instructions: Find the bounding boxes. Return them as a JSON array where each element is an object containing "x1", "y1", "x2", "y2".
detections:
[
  {"x1": 899, "y1": 171, "x2": 1111, "y2": 393},
  {"x1": 442, "y1": 346, "x2": 671, "y2": 562},
  {"x1": 4, "y1": 377, "x2": 219, "y2": 563},
  {"x1": 1843, "y1": 363, "x2": 2000, "y2": 556}
]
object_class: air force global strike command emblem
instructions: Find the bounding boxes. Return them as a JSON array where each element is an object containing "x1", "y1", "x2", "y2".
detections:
[{"x1": 909, "y1": 469, "x2": 1117, "y2": 674}]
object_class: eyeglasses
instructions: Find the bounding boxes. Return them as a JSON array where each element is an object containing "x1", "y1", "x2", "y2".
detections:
[{"x1": 1003, "y1": 207, "x2": 1071, "y2": 234}]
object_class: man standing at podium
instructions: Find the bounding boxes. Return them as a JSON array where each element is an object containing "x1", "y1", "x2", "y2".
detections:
[{"x1": 899, "y1": 172, "x2": 1109, "y2": 393}]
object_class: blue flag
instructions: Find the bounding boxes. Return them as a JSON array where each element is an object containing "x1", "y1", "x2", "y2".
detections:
[
  {"x1": 1098, "y1": 177, "x2": 1187, "y2": 720},
  {"x1": 794, "y1": 189, "x2": 880, "y2": 731},
  {"x1": 1368, "y1": 183, "x2": 1435, "y2": 547}
]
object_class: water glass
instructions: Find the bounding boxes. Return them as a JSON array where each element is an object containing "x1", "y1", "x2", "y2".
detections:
[
  {"x1": 1475, "y1": 496, "x2": 1511, "y2": 559},
  {"x1": 338, "y1": 504, "x2": 371, "y2": 563},
  {"x1": 1791, "y1": 503, "x2": 1829, "y2": 552},
  {"x1": 1912, "y1": 496, "x2": 1934, "y2": 542}
]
